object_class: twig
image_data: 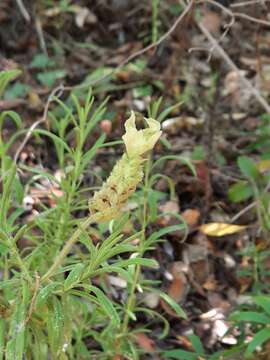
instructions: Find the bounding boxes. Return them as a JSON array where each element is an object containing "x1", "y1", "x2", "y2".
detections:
[
  {"x1": 14, "y1": 84, "x2": 64, "y2": 164},
  {"x1": 230, "y1": 0, "x2": 269, "y2": 8},
  {"x1": 198, "y1": 21, "x2": 270, "y2": 114},
  {"x1": 203, "y1": 0, "x2": 270, "y2": 27},
  {"x1": 233, "y1": 12, "x2": 270, "y2": 27},
  {"x1": 16, "y1": 0, "x2": 31, "y2": 22},
  {"x1": 231, "y1": 202, "x2": 256, "y2": 223},
  {"x1": 35, "y1": 17, "x2": 48, "y2": 56}
]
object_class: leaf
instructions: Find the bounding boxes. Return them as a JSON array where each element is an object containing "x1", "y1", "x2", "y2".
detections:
[
  {"x1": 133, "y1": 85, "x2": 153, "y2": 98},
  {"x1": 116, "y1": 257, "x2": 159, "y2": 269},
  {"x1": 86, "y1": 285, "x2": 120, "y2": 326},
  {"x1": 36, "y1": 283, "x2": 59, "y2": 307},
  {"x1": 228, "y1": 182, "x2": 253, "y2": 203},
  {"x1": 47, "y1": 297, "x2": 64, "y2": 355},
  {"x1": 152, "y1": 155, "x2": 196, "y2": 176},
  {"x1": 230, "y1": 311, "x2": 270, "y2": 325},
  {"x1": 159, "y1": 292, "x2": 187, "y2": 319},
  {"x1": 37, "y1": 70, "x2": 66, "y2": 87},
  {"x1": 188, "y1": 334, "x2": 204, "y2": 355},
  {"x1": 199, "y1": 223, "x2": 246, "y2": 237},
  {"x1": 0, "y1": 69, "x2": 21, "y2": 99},
  {"x1": 30, "y1": 53, "x2": 55, "y2": 69},
  {"x1": 147, "y1": 224, "x2": 186, "y2": 244},
  {"x1": 245, "y1": 328, "x2": 270, "y2": 357},
  {"x1": 253, "y1": 296, "x2": 270, "y2": 316},
  {"x1": 64, "y1": 263, "x2": 84, "y2": 291},
  {"x1": 238, "y1": 156, "x2": 259, "y2": 180},
  {"x1": 6, "y1": 282, "x2": 30, "y2": 360},
  {"x1": 4, "y1": 82, "x2": 31, "y2": 100},
  {"x1": 133, "y1": 332, "x2": 156, "y2": 352},
  {"x1": 82, "y1": 67, "x2": 113, "y2": 86},
  {"x1": 80, "y1": 134, "x2": 106, "y2": 171},
  {"x1": 13, "y1": 176, "x2": 24, "y2": 204},
  {"x1": 163, "y1": 349, "x2": 198, "y2": 360}
]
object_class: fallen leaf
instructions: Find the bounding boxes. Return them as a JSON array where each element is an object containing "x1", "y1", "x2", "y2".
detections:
[
  {"x1": 133, "y1": 332, "x2": 156, "y2": 352},
  {"x1": 200, "y1": 223, "x2": 246, "y2": 237},
  {"x1": 181, "y1": 208, "x2": 200, "y2": 226},
  {"x1": 28, "y1": 91, "x2": 42, "y2": 111},
  {"x1": 201, "y1": 11, "x2": 221, "y2": 34},
  {"x1": 74, "y1": 6, "x2": 97, "y2": 28},
  {"x1": 161, "y1": 262, "x2": 189, "y2": 317},
  {"x1": 162, "y1": 116, "x2": 204, "y2": 134},
  {"x1": 143, "y1": 292, "x2": 160, "y2": 309},
  {"x1": 160, "y1": 200, "x2": 180, "y2": 221},
  {"x1": 257, "y1": 159, "x2": 270, "y2": 173}
]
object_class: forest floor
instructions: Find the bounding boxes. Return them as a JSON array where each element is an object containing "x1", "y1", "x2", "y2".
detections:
[{"x1": 1, "y1": 0, "x2": 270, "y2": 359}]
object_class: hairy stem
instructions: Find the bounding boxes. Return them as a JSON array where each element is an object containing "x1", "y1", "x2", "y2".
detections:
[
  {"x1": 42, "y1": 215, "x2": 96, "y2": 283},
  {"x1": 121, "y1": 157, "x2": 151, "y2": 334}
]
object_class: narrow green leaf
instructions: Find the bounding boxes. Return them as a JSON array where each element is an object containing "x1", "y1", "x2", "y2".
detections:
[
  {"x1": 230, "y1": 311, "x2": 270, "y2": 324},
  {"x1": 37, "y1": 70, "x2": 66, "y2": 87},
  {"x1": 85, "y1": 285, "x2": 120, "y2": 326},
  {"x1": 81, "y1": 134, "x2": 105, "y2": 171},
  {"x1": 47, "y1": 297, "x2": 64, "y2": 355},
  {"x1": 253, "y1": 296, "x2": 270, "y2": 316},
  {"x1": 116, "y1": 257, "x2": 159, "y2": 269},
  {"x1": 148, "y1": 224, "x2": 186, "y2": 243},
  {"x1": 245, "y1": 328, "x2": 270, "y2": 357},
  {"x1": 152, "y1": 155, "x2": 196, "y2": 176},
  {"x1": 6, "y1": 283, "x2": 29, "y2": 360},
  {"x1": 36, "y1": 283, "x2": 59, "y2": 307},
  {"x1": 188, "y1": 334, "x2": 204, "y2": 355},
  {"x1": 163, "y1": 349, "x2": 198, "y2": 360},
  {"x1": 64, "y1": 263, "x2": 84, "y2": 291},
  {"x1": 0, "y1": 69, "x2": 21, "y2": 98},
  {"x1": 159, "y1": 292, "x2": 187, "y2": 319}
]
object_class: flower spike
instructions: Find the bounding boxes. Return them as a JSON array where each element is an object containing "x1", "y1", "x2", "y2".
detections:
[{"x1": 89, "y1": 112, "x2": 162, "y2": 222}]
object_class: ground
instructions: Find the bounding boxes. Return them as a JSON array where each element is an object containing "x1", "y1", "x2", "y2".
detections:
[{"x1": 1, "y1": 0, "x2": 270, "y2": 359}]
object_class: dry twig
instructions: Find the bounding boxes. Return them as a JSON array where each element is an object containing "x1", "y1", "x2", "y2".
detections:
[
  {"x1": 230, "y1": 0, "x2": 269, "y2": 8},
  {"x1": 16, "y1": 0, "x2": 31, "y2": 22},
  {"x1": 198, "y1": 21, "x2": 270, "y2": 114}
]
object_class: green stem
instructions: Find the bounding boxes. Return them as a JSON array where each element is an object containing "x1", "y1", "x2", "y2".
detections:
[
  {"x1": 41, "y1": 215, "x2": 96, "y2": 283},
  {"x1": 0, "y1": 165, "x2": 16, "y2": 228},
  {"x1": 121, "y1": 157, "x2": 151, "y2": 334},
  {"x1": 9, "y1": 238, "x2": 32, "y2": 283},
  {"x1": 152, "y1": 0, "x2": 159, "y2": 43}
]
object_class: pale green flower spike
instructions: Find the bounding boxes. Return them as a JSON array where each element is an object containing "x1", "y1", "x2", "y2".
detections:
[
  {"x1": 122, "y1": 111, "x2": 162, "y2": 157},
  {"x1": 89, "y1": 112, "x2": 162, "y2": 222}
]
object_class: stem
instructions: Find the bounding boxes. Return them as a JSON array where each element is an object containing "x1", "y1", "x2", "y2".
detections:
[
  {"x1": 9, "y1": 238, "x2": 32, "y2": 283},
  {"x1": 0, "y1": 165, "x2": 16, "y2": 228},
  {"x1": 121, "y1": 157, "x2": 151, "y2": 334},
  {"x1": 152, "y1": 0, "x2": 159, "y2": 43},
  {"x1": 41, "y1": 215, "x2": 96, "y2": 283}
]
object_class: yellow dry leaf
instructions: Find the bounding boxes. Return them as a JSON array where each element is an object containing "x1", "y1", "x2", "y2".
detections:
[
  {"x1": 257, "y1": 159, "x2": 270, "y2": 173},
  {"x1": 200, "y1": 223, "x2": 246, "y2": 237}
]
